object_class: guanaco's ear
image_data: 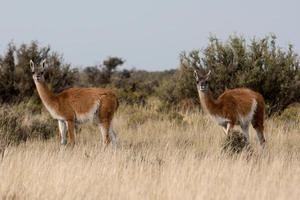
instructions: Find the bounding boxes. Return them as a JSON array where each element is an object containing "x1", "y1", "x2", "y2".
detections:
[
  {"x1": 193, "y1": 69, "x2": 199, "y2": 81},
  {"x1": 204, "y1": 70, "x2": 211, "y2": 81},
  {"x1": 41, "y1": 59, "x2": 46, "y2": 70},
  {"x1": 30, "y1": 60, "x2": 35, "y2": 72}
]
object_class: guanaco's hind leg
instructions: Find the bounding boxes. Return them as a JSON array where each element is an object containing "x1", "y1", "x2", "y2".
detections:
[
  {"x1": 109, "y1": 125, "x2": 117, "y2": 145},
  {"x1": 253, "y1": 125, "x2": 266, "y2": 147},
  {"x1": 251, "y1": 110, "x2": 266, "y2": 147},
  {"x1": 99, "y1": 121, "x2": 111, "y2": 145},
  {"x1": 98, "y1": 94, "x2": 118, "y2": 147},
  {"x1": 66, "y1": 120, "x2": 76, "y2": 145}
]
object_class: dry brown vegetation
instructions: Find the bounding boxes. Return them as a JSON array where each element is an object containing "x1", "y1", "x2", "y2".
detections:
[{"x1": 0, "y1": 105, "x2": 299, "y2": 200}]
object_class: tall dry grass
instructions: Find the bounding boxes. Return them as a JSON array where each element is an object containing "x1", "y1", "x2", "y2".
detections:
[{"x1": 0, "y1": 106, "x2": 299, "y2": 200}]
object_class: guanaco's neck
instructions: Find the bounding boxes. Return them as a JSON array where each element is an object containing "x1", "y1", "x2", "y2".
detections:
[
  {"x1": 197, "y1": 87, "x2": 220, "y2": 116},
  {"x1": 34, "y1": 80, "x2": 58, "y2": 109}
]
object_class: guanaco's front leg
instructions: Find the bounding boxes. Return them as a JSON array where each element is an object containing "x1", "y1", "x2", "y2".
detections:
[
  {"x1": 67, "y1": 120, "x2": 76, "y2": 145},
  {"x1": 224, "y1": 123, "x2": 234, "y2": 135},
  {"x1": 58, "y1": 120, "x2": 67, "y2": 145}
]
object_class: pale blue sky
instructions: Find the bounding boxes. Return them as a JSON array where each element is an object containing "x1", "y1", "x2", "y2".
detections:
[{"x1": 0, "y1": 0, "x2": 299, "y2": 71}]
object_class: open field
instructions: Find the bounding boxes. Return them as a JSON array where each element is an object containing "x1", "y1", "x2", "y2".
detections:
[{"x1": 0, "y1": 106, "x2": 300, "y2": 200}]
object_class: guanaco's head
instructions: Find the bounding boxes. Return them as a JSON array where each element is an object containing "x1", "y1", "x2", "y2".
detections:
[
  {"x1": 194, "y1": 70, "x2": 211, "y2": 91},
  {"x1": 30, "y1": 60, "x2": 46, "y2": 82}
]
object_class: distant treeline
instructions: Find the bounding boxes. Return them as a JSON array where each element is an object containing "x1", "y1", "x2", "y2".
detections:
[{"x1": 0, "y1": 34, "x2": 299, "y2": 115}]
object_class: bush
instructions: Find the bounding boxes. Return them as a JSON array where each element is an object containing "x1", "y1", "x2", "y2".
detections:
[
  {"x1": 275, "y1": 103, "x2": 300, "y2": 127},
  {"x1": 0, "y1": 41, "x2": 79, "y2": 104},
  {"x1": 158, "y1": 34, "x2": 300, "y2": 115},
  {"x1": 0, "y1": 106, "x2": 56, "y2": 145},
  {"x1": 112, "y1": 69, "x2": 166, "y2": 106},
  {"x1": 0, "y1": 108, "x2": 27, "y2": 145},
  {"x1": 157, "y1": 61, "x2": 199, "y2": 111},
  {"x1": 81, "y1": 57, "x2": 124, "y2": 86}
]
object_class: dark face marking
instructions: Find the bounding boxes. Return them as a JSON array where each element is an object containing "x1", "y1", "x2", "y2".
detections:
[
  {"x1": 194, "y1": 70, "x2": 211, "y2": 91},
  {"x1": 33, "y1": 70, "x2": 44, "y2": 81},
  {"x1": 30, "y1": 60, "x2": 46, "y2": 82}
]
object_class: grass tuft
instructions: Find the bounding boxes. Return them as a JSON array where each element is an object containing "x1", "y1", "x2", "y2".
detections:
[{"x1": 221, "y1": 130, "x2": 250, "y2": 154}]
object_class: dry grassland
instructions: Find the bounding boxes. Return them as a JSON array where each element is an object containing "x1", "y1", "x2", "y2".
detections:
[{"x1": 0, "y1": 106, "x2": 299, "y2": 200}]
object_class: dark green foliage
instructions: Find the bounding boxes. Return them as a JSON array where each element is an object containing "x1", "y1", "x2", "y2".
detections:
[
  {"x1": 44, "y1": 54, "x2": 79, "y2": 93},
  {"x1": 1, "y1": 35, "x2": 299, "y2": 114},
  {"x1": 100, "y1": 56, "x2": 124, "y2": 85},
  {"x1": 82, "y1": 66, "x2": 104, "y2": 86},
  {"x1": 0, "y1": 41, "x2": 79, "y2": 103},
  {"x1": 81, "y1": 60, "x2": 161, "y2": 106},
  {"x1": 112, "y1": 70, "x2": 173, "y2": 105},
  {"x1": 158, "y1": 34, "x2": 300, "y2": 115},
  {"x1": 82, "y1": 56, "x2": 124, "y2": 86},
  {"x1": 0, "y1": 106, "x2": 56, "y2": 145},
  {"x1": 103, "y1": 57, "x2": 124, "y2": 75},
  {"x1": 276, "y1": 103, "x2": 300, "y2": 128},
  {"x1": 204, "y1": 35, "x2": 300, "y2": 115},
  {"x1": 0, "y1": 42, "x2": 18, "y2": 102},
  {"x1": 156, "y1": 58, "x2": 199, "y2": 110},
  {"x1": 0, "y1": 108, "x2": 27, "y2": 144}
]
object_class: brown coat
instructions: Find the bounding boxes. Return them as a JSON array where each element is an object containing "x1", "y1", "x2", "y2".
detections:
[
  {"x1": 35, "y1": 81, "x2": 118, "y2": 145},
  {"x1": 199, "y1": 88, "x2": 265, "y2": 145}
]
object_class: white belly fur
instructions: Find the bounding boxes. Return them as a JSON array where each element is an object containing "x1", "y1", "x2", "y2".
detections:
[
  {"x1": 76, "y1": 103, "x2": 100, "y2": 123},
  {"x1": 210, "y1": 99, "x2": 257, "y2": 126},
  {"x1": 238, "y1": 99, "x2": 257, "y2": 125},
  {"x1": 211, "y1": 115, "x2": 230, "y2": 126}
]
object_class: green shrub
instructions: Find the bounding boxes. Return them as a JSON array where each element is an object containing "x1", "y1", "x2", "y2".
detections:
[
  {"x1": 116, "y1": 88, "x2": 147, "y2": 106},
  {"x1": 81, "y1": 57, "x2": 124, "y2": 86},
  {"x1": 112, "y1": 69, "x2": 166, "y2": 106},
  {"x1": 157, "y1": 62, "x2": 199, "y2": 111},
  {"x1": 275, "y1": 103, "x2": 300, "y2": 127},
  {"x1": 0, "y1": 106, "x2": 56, "y2": 145},
  {"x1": 158, "y1": 34, "x2": 300, "y2": 115},
  {"x1": 0, "y1": 41, "x2": 79, "y2": 104},
  {"x1": 0, "y1": 108, "x2": 27, "y2": 145}
]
